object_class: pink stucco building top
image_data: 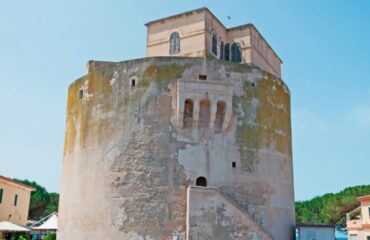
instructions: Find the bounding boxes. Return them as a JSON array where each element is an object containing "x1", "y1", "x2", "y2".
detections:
[{"x1": 145, "y1": 7, "x2": 283, "y2": 78}]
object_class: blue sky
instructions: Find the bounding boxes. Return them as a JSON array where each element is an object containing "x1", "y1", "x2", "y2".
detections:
[{"x1": 0, "y1": 0, "x2": 369, "y2": 201}]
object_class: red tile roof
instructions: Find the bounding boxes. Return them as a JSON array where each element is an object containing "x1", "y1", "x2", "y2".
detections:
[
  {"x1": 0, "y1": 175, "x2": 36, "y2": 191},
  {"x1": 357, "y1": 195, "x2": 370, "y2": 202}
]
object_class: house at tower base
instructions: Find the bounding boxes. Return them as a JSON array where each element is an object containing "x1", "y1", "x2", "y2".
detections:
[
  {"x1": 58, "y1": 8, "x2": 295, "y2": 240},
  {"x1": 0, "y1": 175, "x2": 35, "y2": 226},
  {"x1": 0, "y1": 175, "x2": 35, "y2": 240},
  {"x1": 347, "y1": 195, "x2": 370, "y2": 240}
]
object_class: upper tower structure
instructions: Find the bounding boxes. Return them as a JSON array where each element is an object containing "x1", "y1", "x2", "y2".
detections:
[{"x1": 146, "y1": 7, "x2": 282, "y2": 78}]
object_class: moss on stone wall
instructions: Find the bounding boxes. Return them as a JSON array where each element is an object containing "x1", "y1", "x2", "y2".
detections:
[
  {"x1": 65, "y1": 60, "x2": 188, "y2": 155},
  {"x1": 225, "y1": 61, "x2": 253, "y2": 74},
  {"x1": 64, "y1": 75, "x2": 87, "y2": 155},
  {"x1": 236, "y1": 74, "x2": 291, "y2": 173},
  {"x1": 142, "y1": 64, "x2": 187, "y2": 89}
]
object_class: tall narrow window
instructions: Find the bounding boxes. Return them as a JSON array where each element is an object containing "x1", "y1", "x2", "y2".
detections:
[
  {"x1": 214, "y1": 101, "x2": 226, "y2": 132},
  {"x1": 78, "y1": 89, "x2": 84, "y2": 100},
  {"x1": 224, "y1": 43, "x2": 230, "y2": 61},
  {"x1": 212, "y1": 32, "x2": 217, "y2": 55},
  {"x1": 0, "y1": 189, "x2": 3, "y2": 204},
  {"x1": 231, "y1": 43, "x2": 242, "y2": 63},
  {"x1": 199, "y1": 99, "x2": 210, "y2": 129},
  {"x1": 183, "y1": 99, "x2": 194, "y2": 129},
  {"x1": 220, "y1": 41, "x2": 224, "y2": 60},
  {"x1": 14, "y1": 194, "x2": 18, "y2": 206},
  {"x1": 170, "y1": 32, "x2": 180, "y2": 54}
]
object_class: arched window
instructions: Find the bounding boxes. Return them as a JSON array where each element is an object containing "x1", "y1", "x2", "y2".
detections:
[
  {"x1": 220, "y1": 41, "x2": 224, "y2": 60},
  {"x1": 183, "y1": 99, "x2": 194, "y2": 129},
  {"x1": 199, "y1": 99, "x2": 210, "y2": 129},
  {"x1": 170, "y1": 32, "x2": 180, "y2": 54},
  {"x1": 224, "y1": 43, "x2": 230, "y2": 61},
  {"x1": 214, "y1": 101, "x2": 226, "y2": 132},
  {"x1": 231, "y1": 43, "x2": 242, "y2": 63},
  {"x1": 196, "y1": 177, "x2": 207, "y2": 187},
  {"x1": 211, "y1": 32, "x2": 217, "y2": 55}
]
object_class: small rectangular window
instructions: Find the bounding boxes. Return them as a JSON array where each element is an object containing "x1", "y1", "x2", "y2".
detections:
[
  {"x1": 78, "y1": 89, "x2": 84, "y2": 100},
  {"x1": 367, "y1": 236, "x2": 370, "y2": 240},
  {"x1": 350, "y1": 234, "x2": 358, "y2": 240},
  {"x1": 14, "y1": 194, "x2": 18, "y2": 206},
  {"x1": 131, "y1": 79, "x2": 136, "y2": 87},
  {"x1": 198, "y1": 75, "x2": 207, "y2": 80},
  {"x1": 0, "y1": 189, "x2": 3, "y2": 204},
  {"x1": 232, "y1": 162, "x2": 236, "y2": 168},
  {"x1": 368, "y1": 207, "x2": 370, "y2": 219}
]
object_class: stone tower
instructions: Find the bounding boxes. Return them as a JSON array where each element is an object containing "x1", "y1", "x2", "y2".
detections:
[{"x1": 58, "y1": 8, "x2": 295, "y2": 240}]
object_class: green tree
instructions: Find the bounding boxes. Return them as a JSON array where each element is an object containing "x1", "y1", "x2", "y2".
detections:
[
  {"x1": 44, "y1": 233, "x2": 57, "y2": 240},
  {"x1": 295, "y1": 185, "x2": 370, "y2": 224}
]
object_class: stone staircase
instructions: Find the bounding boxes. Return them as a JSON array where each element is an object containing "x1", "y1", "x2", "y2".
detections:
[{"x1": 186, "y1": 186, "x2": 272, "y2": 240}]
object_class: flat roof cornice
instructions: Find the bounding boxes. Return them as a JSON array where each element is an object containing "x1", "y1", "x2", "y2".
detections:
[{"x1": 145, "y1": 7, "x2": 209, "y2": 27}]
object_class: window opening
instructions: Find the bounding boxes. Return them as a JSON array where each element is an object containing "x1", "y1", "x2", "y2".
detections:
[
  {"x1": 183, "y1": 99, "x2": 194, "y2": 129},
  {"x1": 170, "y1": 32, "x2": 180, "y2": 54},
  {"x1": 196, "y1": 177, "x2": 207, "y2": 187},
  {"x1": 198, "y1": 75, "x2": 207, "y2": 80},
  {"x1": 350, "y1": 235, "x2": 358, "y2": 240},
  {"x1": 231, "y1": 43, "x2": 242, "y2": 63},
  {"x1": 220, "y1": 41, "x2": 224, "y2": 60},
  {"x1": 78, "y1": 89, "x2": 84, "y2": 100},
  {"x1": 212, "y1": 32, "x2": 217, "y2": 55},
  {"x1": 224, "y1": 43, "x2": 230, "y2": 61},
  {"x1": 131, "y1": 79, "x2": 136, "y2": 87},
  {"x1": 14, "y1": 194, "x2": 18, "y2": 206},
  {"x1": 232, "y1": 162, "x2": 236, "y2": 168},
  {"x1": 214, "y1": 101, "x2": 226, "y2": 132},
  {"x1": 199, "y1": 99, "x2": 210, "y2": 129}
]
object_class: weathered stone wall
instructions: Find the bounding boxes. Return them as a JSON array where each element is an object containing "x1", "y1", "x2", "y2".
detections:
[
  {"x1": 187, "y1": 186, "x2": 272, "y2": 240},
  {"x1": 58, "y1": 56, "x2": 295, "y2": 240}
]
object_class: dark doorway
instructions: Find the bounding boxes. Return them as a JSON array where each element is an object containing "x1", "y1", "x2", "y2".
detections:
[{"x1": 196, "y1": 177, "x2": 207, "y2": 187}]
